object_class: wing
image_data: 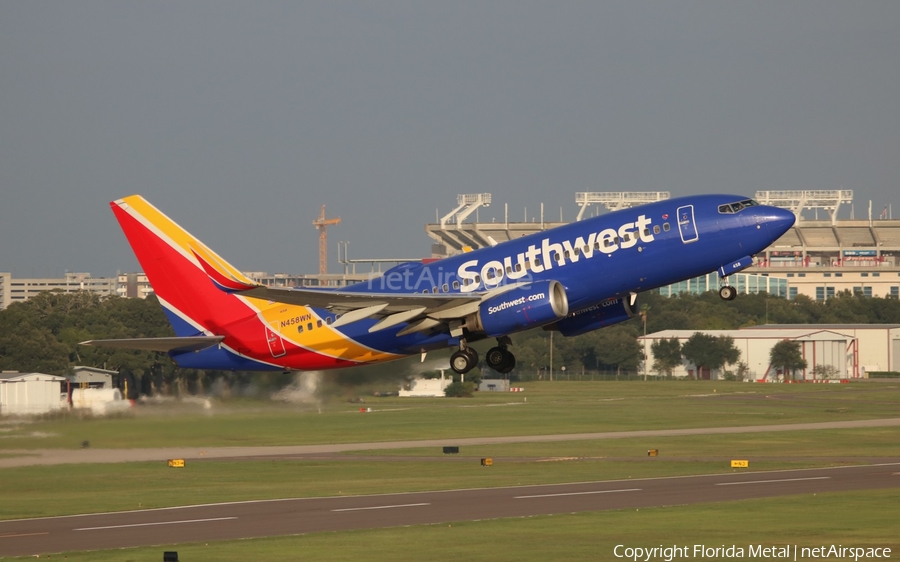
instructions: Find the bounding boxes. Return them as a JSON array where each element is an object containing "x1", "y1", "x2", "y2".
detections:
[
  {"x1": 190, "y1": 246, "x2": 493, "y2": 335},
  {"x1": 240, "y1": 285, "x2": 484, "y2": 335},
  {"x1": 79, "y1": 336, "x2": 225, "y2": 353}
]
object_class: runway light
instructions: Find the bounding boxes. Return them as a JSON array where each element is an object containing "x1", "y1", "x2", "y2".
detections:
[{"x1": 647, "y1": 449, "x2": 658, "y2": 457}]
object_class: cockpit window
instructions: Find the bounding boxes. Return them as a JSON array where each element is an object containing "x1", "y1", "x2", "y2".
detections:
[{"x1": 718, "y1": 199, "x2": 759, "y2": 214}]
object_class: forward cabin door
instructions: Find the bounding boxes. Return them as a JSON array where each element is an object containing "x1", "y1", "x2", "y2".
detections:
[{"x1": 677, "y1": 205, "x2": 699, "y2": 243}]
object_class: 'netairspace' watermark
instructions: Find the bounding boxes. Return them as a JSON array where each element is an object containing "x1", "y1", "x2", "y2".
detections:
[{"x1": 613, "y1": 544, "x2": 891, "y2": 561}]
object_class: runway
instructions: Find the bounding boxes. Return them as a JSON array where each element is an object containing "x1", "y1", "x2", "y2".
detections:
[{"x1": 2, "y1": 463, "x2": 898, "y2": 557}]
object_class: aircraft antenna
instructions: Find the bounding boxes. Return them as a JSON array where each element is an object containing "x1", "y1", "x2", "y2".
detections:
[{"x1": 313, "y1": 205, "x2": 341, "y2": 277}]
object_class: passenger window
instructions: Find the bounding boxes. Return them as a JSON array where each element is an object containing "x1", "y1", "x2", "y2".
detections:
[
  {"x1": 297, "y1": 325, "x2": 304, "y2": 333},
  {"x1": 317, "y1": 320, "x2": 322, "y2": 328},
  {"x1": 452, "y1": 280, "x2": 460, "y2": 289},
  {"x1": 653, "y1": 225, "x2": 660, "y2": 234},
  {"x1": 431, "y1": 287, "x2": 438, "y2": 293},
  {"x1": 326, "y1": 316, "x2": 333, "y2": 325},
  {"x1": 663, "y1": 223, "x2": 670, "y2": 231},
  {"x1": 515, "y1": 263, "x2": 522, "y2": 272},
  {"x1": 442, "y1": 283, "x2": 449, "y2": 292},
  {"x1": 307, "y1": 322, "x2": 313, "y2": 331},
  {"x1": 643, "y1": 228, "x2": 650, "y2": 237}
]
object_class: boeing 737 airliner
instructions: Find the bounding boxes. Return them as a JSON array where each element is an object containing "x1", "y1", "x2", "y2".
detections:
[{"x1": 82, "y1": 194, "x2": 795, "y2": 375}]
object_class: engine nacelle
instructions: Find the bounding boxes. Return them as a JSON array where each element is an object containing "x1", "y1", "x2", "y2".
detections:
[
  {"x1": 469, "y1": 280, "x2": 569, "y2": 337},
  {"x1": 552, "y1": 296, "x2": 636, "y2": 337}
]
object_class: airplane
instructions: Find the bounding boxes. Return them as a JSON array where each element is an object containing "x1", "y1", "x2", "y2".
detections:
[{"x1": 81, "y1": 194, "x2": 795, "y2": 375}]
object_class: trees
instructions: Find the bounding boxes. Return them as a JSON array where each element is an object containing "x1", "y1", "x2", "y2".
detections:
[
  {"x1": 680, "y1": 333, "x2": 740, "y2": 380},
  {"x1": 650, "y1": 338, "x2": 682, "y2": 378},
  {"x1": 769, "y1": 340, "x2": 808, "y2": 381}
]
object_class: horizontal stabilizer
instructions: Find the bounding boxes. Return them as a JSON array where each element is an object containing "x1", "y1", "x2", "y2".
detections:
[{"x1": 79, "y1": 336, "x2": 225, "y2": 353}]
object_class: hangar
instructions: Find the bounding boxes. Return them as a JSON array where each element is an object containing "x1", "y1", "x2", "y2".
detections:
[
  {"x1": 0, "y1": 372, "x2": 66, "y2": 415},
  {"x1": 742, "y1": 324, "x2": 900, "y2": 376},
  {"x1": 638, "y1": 325, "x2": 900, "y2": 381}
]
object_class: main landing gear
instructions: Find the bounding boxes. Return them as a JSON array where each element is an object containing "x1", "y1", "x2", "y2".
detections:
[
  {"x1": 450, "y1": 345, "x2": 479, "y2": 375},
  {"x1": 450, "y1": 337, "x2": 517, "y2": 375}
]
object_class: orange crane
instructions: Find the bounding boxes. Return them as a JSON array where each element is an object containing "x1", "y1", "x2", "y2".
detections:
[{"x1": 313, "y1": 205, "x2": 341, "y2": 276}]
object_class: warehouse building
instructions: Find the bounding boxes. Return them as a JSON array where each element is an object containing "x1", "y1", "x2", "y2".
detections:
[
  {"x1": 638, "y1": 325, "x2": 900, "y2": 381},
  {"x1": 0, "y1": 372, "x2": 67, "y2": 416}
]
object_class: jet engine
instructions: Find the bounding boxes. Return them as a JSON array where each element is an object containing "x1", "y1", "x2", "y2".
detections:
[
  {"x1": 551, "y1": 296, "x2": 636, "y2": 337},
  {"x1": 467, "y1": 280, "x2": 569, "y2": 337}
]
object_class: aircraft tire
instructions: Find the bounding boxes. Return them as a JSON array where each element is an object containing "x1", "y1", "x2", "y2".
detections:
[
  {"x1": 498, "y1": 353, "x2": 516, "y2": 374},
  {"x1": 486, "y1": 346, "x2": 508, "y2": 371},
  {"x1": 451, "y1": 350, "x2": 476, "y2": 374},
  {"x1": 486, "y1": 346, "x2": 516, "y2": 374},
  {"x1": 719, "y1": 286, "x2": 737, "y2": 301}
]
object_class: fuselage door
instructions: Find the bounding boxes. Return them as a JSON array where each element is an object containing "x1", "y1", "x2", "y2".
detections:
[
  {"x1": 676, "y1": 205, "x2": 699, "y2": 244},
  {"x1": 265, "y1": 322, "x2": 287, "y2": 358}
]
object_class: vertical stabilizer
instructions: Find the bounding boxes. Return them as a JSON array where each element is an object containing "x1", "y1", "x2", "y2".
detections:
[{"x1": 110, "y1": 196, "x2": 255, "y2": 337}]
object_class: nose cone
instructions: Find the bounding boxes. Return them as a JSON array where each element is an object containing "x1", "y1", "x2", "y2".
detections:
[{"x1": 761, "y1": 207, "x2": 796, "y2": 240}]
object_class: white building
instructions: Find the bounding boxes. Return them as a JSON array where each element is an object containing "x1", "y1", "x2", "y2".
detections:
[
  {"x1": 0, "y1": 273, "x2": 117, "y2": 309},
  {"x1": 638, "y1": 326, "x2": 861, "y2": 382},
  {"x1": 0, "y1": 372, "x2": 67, "y2": 416},
  {"x1": 399, "y1": 373, "x2": 453, "y2": 397},
  {"x1": 742, "y1": 324, "x2": 900, "y2": 376}
]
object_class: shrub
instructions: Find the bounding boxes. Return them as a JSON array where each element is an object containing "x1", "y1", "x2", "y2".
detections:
[{"x1": 444, "y1": 381, "x2": 477, "y2": 397}]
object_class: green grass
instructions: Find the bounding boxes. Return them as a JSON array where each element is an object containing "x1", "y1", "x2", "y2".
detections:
[
  {"x1": 3, "y1": 381, "x2": 899, "y2": 560},
  {"x1": 3, "y1": 425, "x2": 898, "y2": 520},
  {"x1": 10, "y1": 489, "x2": 900, "y2": 561},
  {"x1": 2, "y1": 381, "x2": 899, "y2": 451}
]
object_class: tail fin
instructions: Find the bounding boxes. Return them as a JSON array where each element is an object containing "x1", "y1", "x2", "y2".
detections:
[{"x1": 111, "y1": 195, "x2": 256, "y2": 337}]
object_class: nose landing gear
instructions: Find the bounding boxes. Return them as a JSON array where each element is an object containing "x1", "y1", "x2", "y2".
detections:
[{"x1": 719, "y1": 282, "x2": 737, "y2": 301}]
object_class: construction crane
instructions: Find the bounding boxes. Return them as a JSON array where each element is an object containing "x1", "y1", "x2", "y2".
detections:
[{"x1": 313, "y1": 205, "x2": 341, "y2": 276}]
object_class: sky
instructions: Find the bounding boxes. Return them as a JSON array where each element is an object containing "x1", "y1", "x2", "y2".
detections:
[{"x1": 2, "y1": 2, "x2": 899, "y2": 278}]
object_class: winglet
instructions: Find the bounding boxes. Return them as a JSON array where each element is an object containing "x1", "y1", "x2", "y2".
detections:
[{"x1": 191, "y1": 246, "x2": 259, "y2": 293}]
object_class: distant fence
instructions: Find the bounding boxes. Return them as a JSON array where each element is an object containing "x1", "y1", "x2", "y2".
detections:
[
  {"x1": 512, "y1": 371, "x2": 645, "y2": 382},
  {"x1": 867, "y1": 371, "x2": 900, "y2": 379}
]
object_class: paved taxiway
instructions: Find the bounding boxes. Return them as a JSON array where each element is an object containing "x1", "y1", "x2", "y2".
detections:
[
  {"x1": 2, "y1": 463, "x2": 898, "y2": 557},
  {"x1": 3, "y1": 417, "x2": 900, "y2": 467}
]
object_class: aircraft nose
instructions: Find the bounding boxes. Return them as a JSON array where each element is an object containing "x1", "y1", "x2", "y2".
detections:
[{"x1": 762, "y1": 207, "x2": 796, "y2": 239}]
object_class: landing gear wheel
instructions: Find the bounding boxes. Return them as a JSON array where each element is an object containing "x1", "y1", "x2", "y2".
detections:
[
  {"x1": 451, "y1": 349, "x2": 477, "y2": 374},
  {"x1": 486, "y1": 346, "x2": 516, "y2": 374},
  {"x1": 486, "y1": 347, "x2": 509, "y2": 371},
  {"x1": 464, "y1": 346, "x2": 479, "y2": 366},
  {"x1": 502, "y1": 354, "x2": 516, "y2": 374},
  {"x1": 719, "y1": 285, "x2": 737, "y2": 301}
]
